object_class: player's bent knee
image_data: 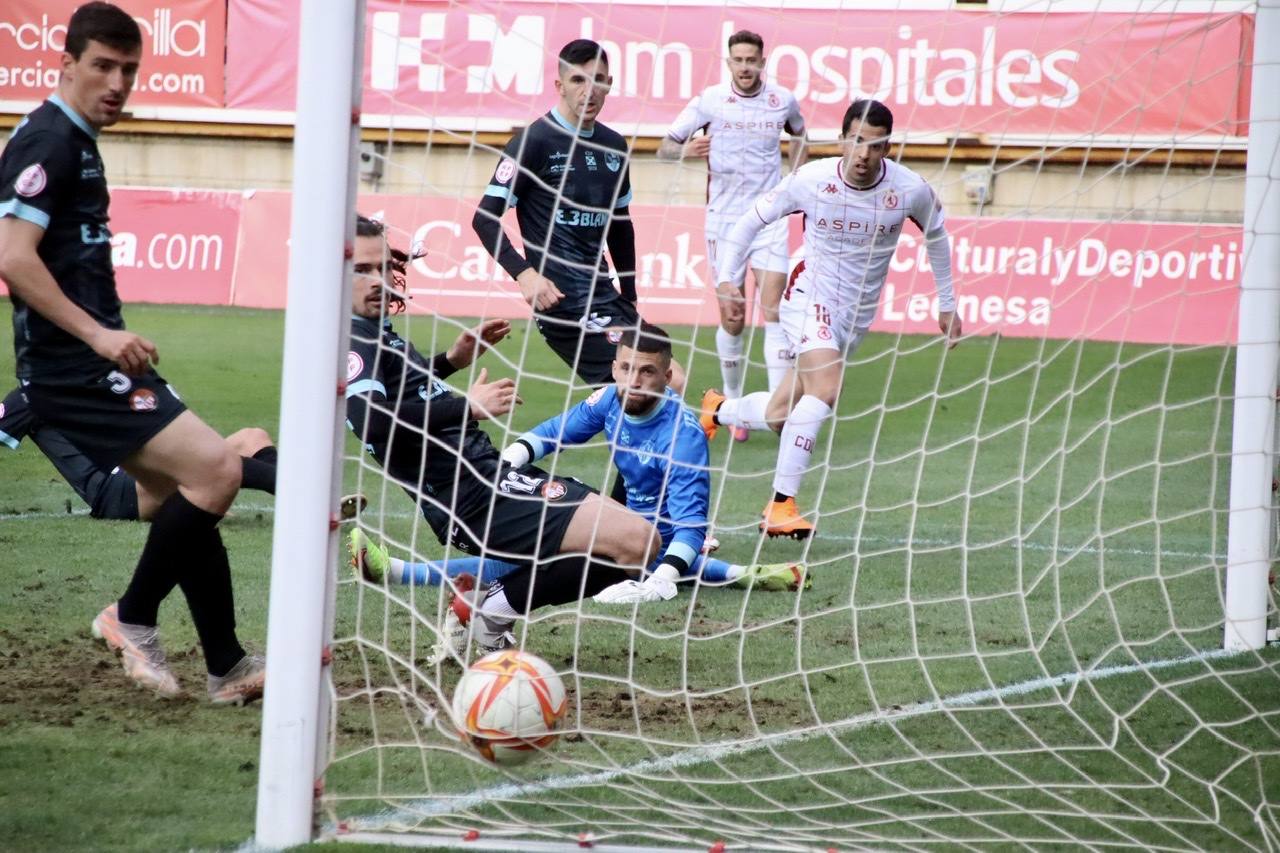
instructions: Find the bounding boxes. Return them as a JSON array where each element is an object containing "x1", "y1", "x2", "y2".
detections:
[{"x1": 226, "y1": 427, "x2": 273, "y2": 457}]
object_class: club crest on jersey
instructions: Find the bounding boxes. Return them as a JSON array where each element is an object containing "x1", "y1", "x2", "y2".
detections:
[
  {"x1": 586, "y1": 387, "x2": 607, "y2": 407},
  {"x1": 495, "y1": 158, "x2": 516, "y2": 184},
  {"x1": 606, "y1": 329, "x2": 622, "y2": 344},
  {"x1": 14, "y1": 164, "x2": 46, "y2": 197},
  {"x1": 882, "y1": 189, "x2": 899, "y2": 210},
  {"x1": 768, "y1": 93, "x2": 780, "y2": 108},
  {"x1": 346, "y1": 351, "x2": 364, "y2": 382},
  {"x1": 541, "y1": 480, "x2": 567, "y2": 501},
  {"x1": 817, "y1": 325, "x2": 833, "y2": 341},
  {"x1": 605, "y1": 151, "x2": 621, "y2": 172},
  {"x1": 129, "y1": 389, "x2": 158, "y2": 412}
]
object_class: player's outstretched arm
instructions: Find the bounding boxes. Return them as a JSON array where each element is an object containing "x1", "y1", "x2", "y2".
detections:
[
  {"x1": 0, "y1": 218, "x2": 156, "y2": 375},
  {"x1": 501, "y1": 392, "x2": 607, "y2": 467}
]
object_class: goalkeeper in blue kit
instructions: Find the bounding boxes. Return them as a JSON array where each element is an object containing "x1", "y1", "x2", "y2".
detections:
[{"x1": 350, "y1": 323, "x2": 808, "y2": 603}]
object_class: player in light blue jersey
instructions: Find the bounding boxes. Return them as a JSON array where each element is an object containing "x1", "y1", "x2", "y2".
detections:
[{"x1": 349, "y1": 323, "x2": 808, "y2": 603}]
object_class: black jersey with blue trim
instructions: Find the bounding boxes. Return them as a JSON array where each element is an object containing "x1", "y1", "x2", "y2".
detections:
[
  {"x1": 483, "y1": 108, "x2": 633, "y2": 315},
  {"x1": 0, "y1": 96, "x2": 123, "y2": 385},
  {"x1": 344, "y1": 314, "x2": 504, "y2": 537}
]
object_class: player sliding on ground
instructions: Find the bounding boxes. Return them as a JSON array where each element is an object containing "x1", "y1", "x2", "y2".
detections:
[
  {"x1": 1, "y1": 386, "x2": 278, "y2": 519},
  {"x1": 344, "y1": 216, "x2": 672, "y2": 654},
  {"x1": 349, "y1": 323, "x2": 807, "y2": 604},
  {"x1": 0, "y1": 3, "x2": 263, "y2": 704},
  {"x1": 702, "y1": 99, "x2": 962, "y2": 540},
  {"x1": 658, "y1": 29, "x2": 807, "y2": 437}
]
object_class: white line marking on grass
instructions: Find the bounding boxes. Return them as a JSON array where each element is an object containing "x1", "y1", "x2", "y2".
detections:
[
  {"x1": 332, "y1": 648, "x2": 1243, "y2": 836},
  {"x1": 1, "y1": 503, "x2": 1223, "y2": 561}
]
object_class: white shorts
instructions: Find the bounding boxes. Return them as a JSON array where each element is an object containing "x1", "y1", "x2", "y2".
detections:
[
  {"x1": 779, "y1": 286, "x2": 866, "y2": 358},
  {"x1": 706, "y1": 217, "x2": 790, "y2": 282}
]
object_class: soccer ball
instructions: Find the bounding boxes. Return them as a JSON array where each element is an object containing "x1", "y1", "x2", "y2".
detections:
[{"x1": 451, "y1": 649, "x2": 567, "y2": 766}]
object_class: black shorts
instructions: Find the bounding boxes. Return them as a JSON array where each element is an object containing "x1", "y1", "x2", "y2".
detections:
[
  {"x1": 535, "y1": 298, "x2": 641, "y2": 387},
  {"x1": 22, "y1": 370, "x2": 187, "y2": 471},
  {"x1": 444, "y1": 466, "x2": 595, "y2": 566},
  {"x1": 29, "y1": 426, "x2": 141, "y2": 519}
]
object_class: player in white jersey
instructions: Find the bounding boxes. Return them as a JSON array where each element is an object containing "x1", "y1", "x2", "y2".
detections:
[
  {"x1": 657, "y1": 30, "x2": 807, "y2": 440},
  {"x1": 701, "y1": 100, "x2": 962, "y2": 539}
]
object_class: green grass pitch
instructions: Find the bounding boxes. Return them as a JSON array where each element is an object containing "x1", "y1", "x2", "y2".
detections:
[{"x1": 0, "y1": 303, "x2": 1276, "y2": 851}]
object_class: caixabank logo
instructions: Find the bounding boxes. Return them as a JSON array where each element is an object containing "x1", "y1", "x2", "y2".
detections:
[{"x1": 0, "y1": 2, "x2": 222, "y2": 105}]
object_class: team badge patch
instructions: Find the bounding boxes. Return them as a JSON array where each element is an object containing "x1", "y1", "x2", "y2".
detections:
[
  {"x1": 14, "y1": 164, "x2": 46, "y2": 197},
  {"x1": 586, "y1": 387, "x2": 607, "y2": 407},
  {"x1": 495, "y1": 158, "x2": 517, "y2": 184},
  {"x1": 129, "y1": 389, "x2": 158, "y2": 412},
  {"x1": 604, "y1": 152, "x2": 621, "y2": 173},
  {"x1": 606, "y1": 329, "x2": 622, "y2": 344},
  {"x1": 346, "y1": 351, "x2": 364, "y2": 382},
  {"x1": 817, "y1": 326, "x2": 832, "y2": 341},
  {"x1": 541, "y1": 481, "x2": 567, "y2": 501},
  {"x1": 882, "y1": 189, "x2": 899, "y2": 210},
  {"x1": 768, "y1": 93, "x2": 780, "y2": 108}
]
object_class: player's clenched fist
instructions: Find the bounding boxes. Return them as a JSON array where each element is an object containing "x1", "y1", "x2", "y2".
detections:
[
  {"x1": 90, "y1": 328, "x2": 158, "y2": 376},
  {"x1": 715, "y1": 282, "x2": 747, "y2": 328},
  {"x1": 467, "y1": 368, "x2": 523, "y2": 421},
  {"x1": 517, "y1": 269, "x2": 564, "y2": 312},
  {"x1": 939, "y1": 311, "x2": 962, "y2": 349}
]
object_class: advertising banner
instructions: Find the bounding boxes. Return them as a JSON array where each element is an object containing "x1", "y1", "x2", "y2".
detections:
[
  {"x1": 225, "y1": 0, "x2": 1250, "y2": 138},
  {"x1": 0, "y1": 0, "x2": 225, "y2": 108}
]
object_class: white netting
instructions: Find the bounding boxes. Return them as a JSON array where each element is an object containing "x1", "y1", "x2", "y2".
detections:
[{"x1": 292, "y1": 1, "x2": 1279, "y2": 849}]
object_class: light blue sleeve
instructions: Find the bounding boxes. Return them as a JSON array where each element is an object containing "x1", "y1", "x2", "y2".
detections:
[
  {"x1": 659, "y1": 413, "x2": 711, "y2": 565},
  {"x1": 519, "y1": 388, "x2": 611, "y2": 459}
]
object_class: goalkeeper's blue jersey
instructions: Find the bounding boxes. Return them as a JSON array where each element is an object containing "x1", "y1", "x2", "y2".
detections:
[{"x1": 518, "y1": 386, "x2": 709, "y2": 567}]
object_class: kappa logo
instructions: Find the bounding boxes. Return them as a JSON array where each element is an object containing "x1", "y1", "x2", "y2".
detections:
[
  {"x1": 726, "y1": 96, "x2": 737, "y2": 103},
  {"x1": 14, "y1": 163, "x2": 45, "y2": 197},
  {"x1": 541, "y1": 480, "x2": 567, "y2": 501},
  {"x1": 604, "y1": 151, "x2": 621, "y2": 173},
  {"x1": 346, "y1": 351, "x2": 364, "y2": 382},
  {"x1": 129, "y1": 388, "x2": 158, "y2": 412},
  {"x1": 882, "y1": 189, "x2": 899, "y2": 210},
  {"x1": 822, "y1": 183, "x2": 838, "y2": 194},
  {"x1": 767, "y1": 92, "x2": 780, "y2": 108},
  {"x1": 495, "y1": 158, "x2": 517, "y2": 184}
]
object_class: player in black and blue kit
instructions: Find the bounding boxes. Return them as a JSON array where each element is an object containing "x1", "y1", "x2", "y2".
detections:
[
  {"x1": 344, "y1": 216, "x2": 669, "y2": 652},
  {"x1": 350, "y1": 324, "x2": 809, "y2": 605},
  {"x1": 0, "y1": 3, "x2": 262, "y2": 704},
  {"x1": 471, "y1": 39, "x2": 685, "y2": 392}
]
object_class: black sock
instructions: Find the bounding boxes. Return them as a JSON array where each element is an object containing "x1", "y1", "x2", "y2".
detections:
[
  {"x1": 252, "y1": 445, "x2": 278, "y2": 466},
  {"x1": 240, "y1": 456, "x2": 276, "y2": 495},
  {"x1": 498, "y1": 556, "x2": 631, "y2": 614},
  {"x1": 609, "y1": 475, "x2": 627, "y2": 505},
  {"x1": 117, "y1": 492, "x2": 200, "y2": 625},
  {"x1": 773, "y1": 491, "x2": 790, "y2": 504},
  {"x1": 178, "y1": 528, "x2": 246, "y2": 677}
]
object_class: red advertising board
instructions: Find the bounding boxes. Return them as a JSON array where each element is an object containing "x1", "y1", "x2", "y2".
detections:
[
  {"x1": 0, "y1": 0, "x2": 225, "y2": 108},
  {"x1": 225, "y1": 0, "x2": 1251, "y2": 138},
  {"x1": 0, "y1": 187, "x2": 1240, "y2": 347}
]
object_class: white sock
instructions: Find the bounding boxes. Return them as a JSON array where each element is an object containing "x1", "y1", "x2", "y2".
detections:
[
  {"x1": 725, "y1": 564, "x2": 746, "y2": 582},
  {"x1": 388, "y1": 557, "x2": 407, "y2": 585},
  {"x1": 716, "y1": 391, "x2": 772, "y2": 432},
  {"x1": 773, "y1": 395, "x2": 832, "y2": 497},
  {"x1": 715, "y1": 327, "x2": 745, "y2": 399},
  {"x1": 764, "y1": 322, "x2": 793, "y2": 392},
  {"x1": 480, "y1": 587, "x2": 520, "y2": 620}
]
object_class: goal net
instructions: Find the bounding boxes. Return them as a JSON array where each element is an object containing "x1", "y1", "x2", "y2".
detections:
[{"x1": 258, "y1": 1, "x2": 1280, "y2": 849}]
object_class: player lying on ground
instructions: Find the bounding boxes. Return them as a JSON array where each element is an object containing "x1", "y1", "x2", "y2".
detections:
[
  {"x1": 348, "y1": 323, "x2": 807, "y2": 603},
  {"x1": 344, "y1": 215, "x2": 668, "y2": 653},
  {"x1": 1, "y1": 386, "x2": 276, "y2": 520},
  {"x1": 701, "y1": 99, "x2": 962, "y2": 540},
  {"x1": 658, "y1": 29, "x2": 807, "y2": 440},
  {"x1": 471, "y1": 38, "x2": 686, "y2": 396},
  {"x1": 0, "y1": 3, "x2": 262, "y2": 704}
]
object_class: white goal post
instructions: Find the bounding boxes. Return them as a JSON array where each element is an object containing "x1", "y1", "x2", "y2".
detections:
[{"x1": 255, "y1": 1, "x2": 1279, "y2": 849}]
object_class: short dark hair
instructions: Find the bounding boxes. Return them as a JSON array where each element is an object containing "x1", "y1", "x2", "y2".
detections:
[
  {"x1": 615, "y1": 322, "x2": 673, "y2": 363},
  {"x1": 727, "y1": 30, "x2": 764, "y2": 53},
  {"x1": 65, "y1": 2, "x2": 142, "y2": 59},
  {"x1": 558, "y1": 39, "x2": 608, "y2": 70},
  {"x1": 842, "y1": 99, "x2": 894, "y2": 138}
]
